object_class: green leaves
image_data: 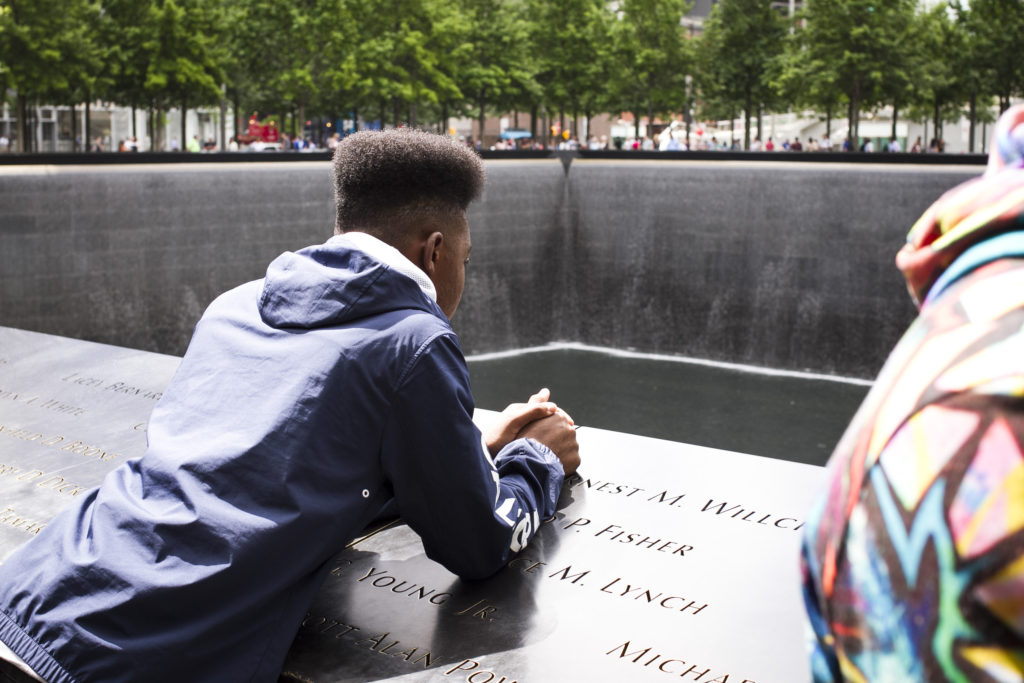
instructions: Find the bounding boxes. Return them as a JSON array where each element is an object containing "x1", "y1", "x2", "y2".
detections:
[
  {"x1": 698, "y1": 0, "x2": 785, "y2": 142},
  {"x1": 3, "y1": 0, "x2": 1018, "y2": 143},
  {"x1": 0, "y1": 0, "x2": 105, "y2": 103},
  {"x1": 607, "y1": 0, "x2": 691, "y2": 132}
]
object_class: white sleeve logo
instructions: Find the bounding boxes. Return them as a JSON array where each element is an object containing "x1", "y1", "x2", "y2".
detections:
[
  {"x1": 495, "y1": 496, "x2": 517, "y2": 527},
  {"x1": 509, "y1": 511, "x2": 540, "y2": 553}
]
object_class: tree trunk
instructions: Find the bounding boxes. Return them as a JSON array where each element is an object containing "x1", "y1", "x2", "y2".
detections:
[
  {"x1": 219, "y1": 96, "x2": 226, "y2": 151},
  {"x1": 477, "y1": 92, "x2": 486, "y2": 144},
  {"x1": 154, "y1": 98, "x2": 164, "y2": 151},
  {"x1": 645, "y1": 100, "x2": 653, "y2": 140},
  {"x1": 71, "y1": 103, "x2": 78, "y2": 153},
  {"x1": 743, "y1": 88, "x2": 752, "y2": 150},
  {"x1": 530, "y1": 104, "x2": 538, "y2": 141},
  {"x1": 891, "y1": 103, "x2": 898, "y2": 142},
  {"x1": 34, "y1": 102, "x2": 41, "y2": 152},
  {"x1": 17, "y1": 94, "x2": 29, "y2": 153},
  {"x1": 756, "y1": 102, "x2": 762, "y2": 142},
  {"x1": 825, "y1": 106, "x2": 831, "y2": 138},
  {"x1": 968, "y1": 91, "x2": 977, "y2": 153},
  {"x1": 847, "y1": 97, "x2": 857, "y2": 150},
  {"x1": 181, "y1": 96, "x2": 188, "y2": 151},
  {"x1": 933, "y1": 100, "x2": 940, "y2": 149},
  {"x1": 85, "y1": 98, "x2": 92, "y2": 152},
  {"x1": 132, "y1": 104, "x2": 138, "y2": 139}
]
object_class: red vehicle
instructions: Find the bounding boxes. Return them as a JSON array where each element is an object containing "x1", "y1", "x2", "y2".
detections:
[{"x1": 236, "y1": 114, "x2": 282, "y2": 150}]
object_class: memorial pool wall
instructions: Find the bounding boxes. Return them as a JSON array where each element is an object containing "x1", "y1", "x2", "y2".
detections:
[{"x1": 0, "y1": 158, "x2": 980, "y2": 379}]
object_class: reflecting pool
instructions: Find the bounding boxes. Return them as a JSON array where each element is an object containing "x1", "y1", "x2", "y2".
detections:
[{"x1": 468, "y1": 345, "x2": 872, "y2": 467}]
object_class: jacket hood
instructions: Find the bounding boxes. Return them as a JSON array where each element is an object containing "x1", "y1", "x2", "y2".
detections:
[
  {"x1": 258, "y1": 235, "x2": 442, "y2": 329},
  {"x1": 896, "y1": 104, "x2": 1024, "y2": 306}
]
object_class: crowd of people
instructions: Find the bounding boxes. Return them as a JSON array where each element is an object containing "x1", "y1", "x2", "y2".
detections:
[
  {"x1": 485, "y1": 130, "x2": 951, "y2": 153},
  {"x1": 37, "y1": 125, "x2": 951, "y2": 156}
]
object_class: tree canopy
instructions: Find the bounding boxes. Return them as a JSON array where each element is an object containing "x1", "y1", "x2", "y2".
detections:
[{"x1": 1, "y1": 0, "x2": 1020, "y2": 150}]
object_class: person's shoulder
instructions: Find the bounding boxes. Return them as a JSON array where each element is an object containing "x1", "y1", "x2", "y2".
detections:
[{"x1": 387, "y1": 306, "x2": 455, "y2": 347}]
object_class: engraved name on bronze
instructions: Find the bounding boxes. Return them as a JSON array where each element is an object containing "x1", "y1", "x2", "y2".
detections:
[
  {"x1": 507, "y1": 558, "x2": 710, "y2": 618},
  {"x1": 559, "y1": 516, "x2": 695, "y2": 556},
  {"x1": 0, "y1": 424, "x2": 122, "y2": 462},
  {"x1": 444, "y1": 659, "x2": 519, "y2": 683},
  {"x1": 298, "y1": 614, "x2": 435, "y2": 668},
  {"x1": 61, "y1": 372, "x2": 163, "y2": 401},
  {"x1": 0, "y1": 505, "x2": 47, "y2": 535},
  {"x1": 0, "y1": 465, "x2": 89, "y2": 498},
  {"x1": 0, "y1": 388, "x2": 87, "y2": 417},
  {"x1": 333, "y1": 562, "x2": 504, "y2": 623},
  {"x1": 570, "y1": 477, "x2": 805, "y2": 532},
  {"x1": 606, "y1": 641, "x2": 757, "y2": 682}
]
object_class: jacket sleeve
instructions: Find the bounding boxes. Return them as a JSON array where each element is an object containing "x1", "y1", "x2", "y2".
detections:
[
  {"x1": 379, "y1": 331, "x2": 564, "y2": 580},
  {"x1": 800, "y1": 540, "x2": 842, "y2": 683}
]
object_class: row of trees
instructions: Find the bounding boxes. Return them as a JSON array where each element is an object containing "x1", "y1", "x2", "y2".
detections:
[{"x1": 1, "y1": 0, "x2": 1022, "y2": 152}]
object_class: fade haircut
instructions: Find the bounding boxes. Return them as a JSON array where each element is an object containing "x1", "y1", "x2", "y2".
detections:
[{"x1": 332, "y1": 128, "x2": 485, "y2": 246}]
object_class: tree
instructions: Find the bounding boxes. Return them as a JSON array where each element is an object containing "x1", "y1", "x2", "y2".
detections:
[
  {"x1": 608, "y1": 0, "x2": 691, "y2": 141},
  {"x1": 0, "y1": 0, "x2": 105, "y2": 152},
  {"x1": 142, "y1": 0, "x2": 224, "y2": 150},
  {"x1": 959, "y1": 0, "x2": 1024, "y2": 114},
  {"x1": 913, "y1": 3, "x2": 968, "y2": 150},
  {"x1": 775, "y1": 25, "x2": 845, "y2": 140},
  {"x1": 793, "y1": 0, "x2": 917, "y2": 148},
  {"x1": 877, "y1": 1, "x2": 929, "y2": 144},
  {"x1": 311, "y1": 0, "x2": 360, "y2": 133},
  {"x1": 457, "y1": 0, "x2": 534, "y2": 143},
  {"x1": 101, "y1": 0, "x2": 157, "y2": 144},
  {"x1": 329, "y1": 0, "x2": 463, "y2": 131},
  {"x1": 698, "y1": 0, "x2": 786, "y2": 149},
  {"x1": 530, "y1": 0, "x2": 615, "y2": 143}
]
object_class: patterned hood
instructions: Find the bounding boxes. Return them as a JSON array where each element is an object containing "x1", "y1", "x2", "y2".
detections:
[{"x1": 896, "y1": 104, "x2": 1024, "y2": 306}]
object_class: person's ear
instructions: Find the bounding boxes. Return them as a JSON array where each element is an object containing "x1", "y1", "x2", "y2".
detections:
[{"x1": 418, "y1": 231, "x2": 444, "y2": 275}]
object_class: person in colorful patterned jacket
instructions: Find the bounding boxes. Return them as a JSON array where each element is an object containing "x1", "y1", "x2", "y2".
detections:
[
  {"x1": 0, "y1": 129, "x2": 580, "y2": 683},
  {"x1": 802, "y1": 103, "x2": 1024, "y2": 681}
]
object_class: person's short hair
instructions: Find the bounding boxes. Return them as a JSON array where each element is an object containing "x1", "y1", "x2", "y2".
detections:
[{"x1": 332, "y1": 129, "x2": 485, "y2": 244}]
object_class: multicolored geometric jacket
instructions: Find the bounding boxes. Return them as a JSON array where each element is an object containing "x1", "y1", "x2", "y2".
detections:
[{"x1": 801, "y1": 104, "x2": 1024, "y2": 682}]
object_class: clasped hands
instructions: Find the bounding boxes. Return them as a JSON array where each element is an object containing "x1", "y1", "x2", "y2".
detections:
[{"x1": 483, "y1": 388, "x2": 580, "y2": 476}]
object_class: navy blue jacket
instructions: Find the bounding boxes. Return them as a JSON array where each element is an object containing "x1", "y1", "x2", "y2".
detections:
[{"x1": 0, "y1": 235, "x2": 564, "y2": 682}]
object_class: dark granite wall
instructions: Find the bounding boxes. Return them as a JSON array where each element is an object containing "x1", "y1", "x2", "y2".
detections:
[
  {"x1": 1, "y1": 164, "x2": 334, "y2": 354},
  {"x1": 563, "y1": 161, "x2": 974, "y2": 377},
  {"x1": 0, "y1": 159, "x2": 979, "y2": 377}
]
